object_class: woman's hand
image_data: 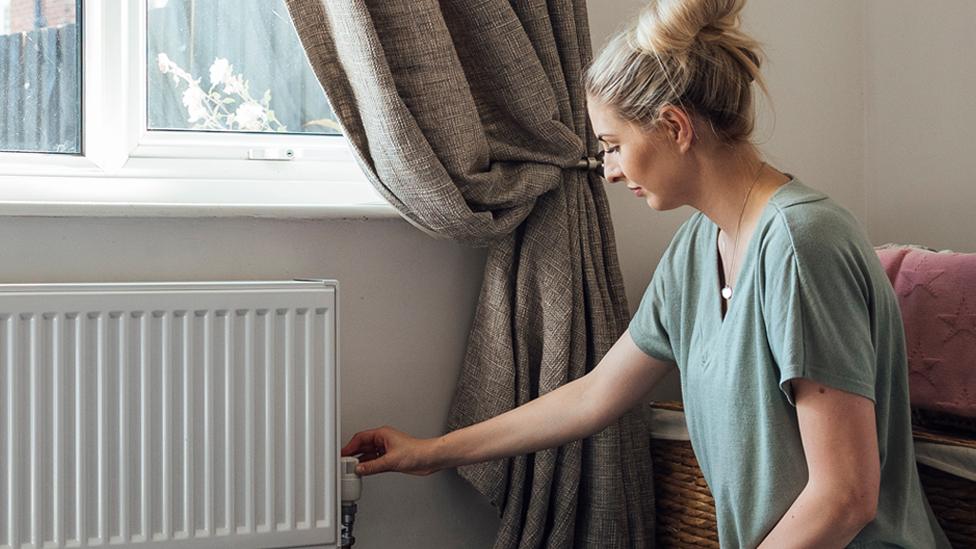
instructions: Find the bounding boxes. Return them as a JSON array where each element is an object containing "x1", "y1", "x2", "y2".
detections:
[{"x1": 341, "y1": 426, "x2": 443, "y2": 477}]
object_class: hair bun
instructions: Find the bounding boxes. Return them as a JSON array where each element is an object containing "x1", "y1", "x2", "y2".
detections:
[
  {"x1": 635, "y1": 0, "x2": 741, "y2": 53},
  {"x1": 635, "y1": 0, "x2": 761, "y2": 77}
]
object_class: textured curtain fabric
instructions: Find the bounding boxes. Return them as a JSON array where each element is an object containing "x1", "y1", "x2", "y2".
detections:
[{"x1": 286, "y1": 1, "x2": 655, "y2": 546}]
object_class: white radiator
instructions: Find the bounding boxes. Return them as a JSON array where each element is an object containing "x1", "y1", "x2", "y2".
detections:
[{"x1": 0, "y1": 281, "x2": 340, "y2": 549}]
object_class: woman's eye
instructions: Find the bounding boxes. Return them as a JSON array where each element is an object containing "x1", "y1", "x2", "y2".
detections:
[{"x1": 606, "y1": 146, "x2": 620, "y2": 155}]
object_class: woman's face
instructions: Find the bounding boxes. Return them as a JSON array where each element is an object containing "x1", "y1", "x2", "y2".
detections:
[{"x1": 587, "y1": 97, "x2": 691, "y2": 211}]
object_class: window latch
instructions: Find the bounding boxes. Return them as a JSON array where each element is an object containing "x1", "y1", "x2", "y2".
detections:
[{"x1": 248, "y1": 148, "x2": 298, "y2": 161}]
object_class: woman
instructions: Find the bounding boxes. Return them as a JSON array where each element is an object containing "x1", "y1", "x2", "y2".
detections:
[{"x1": 341, "y1": 0, "x2": 951, "y2": 546}]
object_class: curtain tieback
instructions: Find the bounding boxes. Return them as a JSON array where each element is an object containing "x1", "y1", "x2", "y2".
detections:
[{"x1": 576, "y1": 155, "x2": 604, "y2": 176}]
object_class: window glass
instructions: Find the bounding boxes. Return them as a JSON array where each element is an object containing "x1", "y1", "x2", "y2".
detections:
[
  {"x1": 147, "y1": 0, "x2": 340, "y2": 136},
  {"x1": 0, "y1": 0, "x2": 81, "y2": 154}
]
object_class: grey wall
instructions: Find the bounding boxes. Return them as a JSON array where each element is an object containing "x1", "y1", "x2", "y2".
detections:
[
  {"x1": 1, "y1": 1, "x2": 969, "y2": 547},
  {"x1": 863, "y1": 0, "x2": 976, "y2": 252}
]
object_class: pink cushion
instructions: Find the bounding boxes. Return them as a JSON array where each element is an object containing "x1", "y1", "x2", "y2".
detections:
[{"x1": 876, "y1": 246, "x2": 976, "y2": 418}]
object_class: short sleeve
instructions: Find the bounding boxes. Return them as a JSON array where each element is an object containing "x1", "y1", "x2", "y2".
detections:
[
  {"x1": 629, "y1": 262, "x2": 677, "y2": 364},
  {"x1": 761, "y1": 223, "x2": 877, "y2": 406}
]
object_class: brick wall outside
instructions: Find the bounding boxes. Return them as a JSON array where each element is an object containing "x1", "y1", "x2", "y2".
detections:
[{"x1": 7, "y1": 0, "x2": 76, "y2": 34}]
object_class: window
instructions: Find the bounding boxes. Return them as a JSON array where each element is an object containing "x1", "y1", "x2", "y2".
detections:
[
  {"x1": 0, "y1": 0, "x2": 386, "y2": 217},
  {"x1": 0, "y1": 0, "x2": 82, "y2": 154},
  {"x1": 147, "y1": 0, "x2": 339, "y2": 137}
]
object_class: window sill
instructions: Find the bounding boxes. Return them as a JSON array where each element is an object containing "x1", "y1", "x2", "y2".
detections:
[{"x1": 0, "y1": 175, "x2": 400, "y2": 220}]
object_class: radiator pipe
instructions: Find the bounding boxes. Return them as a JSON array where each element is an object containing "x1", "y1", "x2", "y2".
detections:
[{"x1": 340, "y1": 457, "x2": 363, "y2": 548}]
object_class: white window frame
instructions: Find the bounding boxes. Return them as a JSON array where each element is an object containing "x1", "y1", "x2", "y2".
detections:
[{"x1": 0, "y1": 0, "x2": 393, "y2": 219}]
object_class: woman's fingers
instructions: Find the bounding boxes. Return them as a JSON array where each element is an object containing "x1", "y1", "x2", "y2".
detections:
[
  {"x1": 341, "y1": 429, "x2": 386, "y2": 457},
  {"x1": 343, "y1": 429, "x2": 393, "y2": 476},
  {"x1": 339, "y1": 426, "x2": 437, "y2": 477},
  {"x1": 356, "y1": 455, "x2": 391, "y2": 476},
  {"x1": 356, "y1": 448, "x2": 387, "y2": 463},
  {"x1": 340, "y1": 431, "x2": 367, "y2": 455}
]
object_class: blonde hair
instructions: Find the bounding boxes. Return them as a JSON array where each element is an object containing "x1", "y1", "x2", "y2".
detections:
[{"x1": 585, "y1": 0, "x2": 768, "y2": 144}]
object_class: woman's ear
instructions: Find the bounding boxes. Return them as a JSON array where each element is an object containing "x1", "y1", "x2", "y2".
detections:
[{"x1": 657, "y1": 105, "x2": 695, "y2": 153}]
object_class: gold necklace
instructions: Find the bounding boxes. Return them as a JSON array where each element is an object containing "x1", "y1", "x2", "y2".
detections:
[{"x1": 721, "y1": 161, "x2": 766, "y2": 301}]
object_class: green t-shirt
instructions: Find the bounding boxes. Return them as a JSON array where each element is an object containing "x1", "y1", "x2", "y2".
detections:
[{"x1": 630, "y1": 179, "x2": 950, "y2": 548}]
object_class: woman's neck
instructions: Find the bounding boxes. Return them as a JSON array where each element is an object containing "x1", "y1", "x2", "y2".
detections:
[{"x1": 687, "y1": 145, "x2": 786, "y2": 238}]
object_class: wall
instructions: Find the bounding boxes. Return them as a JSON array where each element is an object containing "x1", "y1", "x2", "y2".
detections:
[{"x1": 863, "y1": 0, "x2": 976, "y2": 252}]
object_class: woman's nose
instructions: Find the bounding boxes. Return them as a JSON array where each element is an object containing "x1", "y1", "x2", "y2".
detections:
[{"x1": 603, "y1": 157, "x2": 625, "y2": 183}]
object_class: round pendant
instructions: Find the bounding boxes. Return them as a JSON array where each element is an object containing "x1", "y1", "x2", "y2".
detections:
[{"x1": 721, "y1": 286, "x2": 733, "y2": 300}]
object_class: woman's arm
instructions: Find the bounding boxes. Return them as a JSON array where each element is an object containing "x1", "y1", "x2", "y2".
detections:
[
  {"x1": 757, "y1": 378, "x2": 880, "y2": 548},
  {"x1": 344, "y1": 329, "x2": 675, "y2": 476}
]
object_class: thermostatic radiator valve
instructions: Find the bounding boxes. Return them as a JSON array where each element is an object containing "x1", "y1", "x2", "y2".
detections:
[{"x1": 340, "y1": 457, "x2": 363, "y2": 548}]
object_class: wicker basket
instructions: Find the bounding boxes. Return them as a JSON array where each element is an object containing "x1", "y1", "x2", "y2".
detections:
[
  {"x1": 649, "y1": 401, "x2": 976, "y2": 548},
  {"x1": 913, "y1": 407, "x2": 976, "y2": 438}
]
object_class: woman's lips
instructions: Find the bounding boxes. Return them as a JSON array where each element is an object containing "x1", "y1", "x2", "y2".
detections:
[{"x1": 630, "y1": 187, "x2": 645, "y2": 197}]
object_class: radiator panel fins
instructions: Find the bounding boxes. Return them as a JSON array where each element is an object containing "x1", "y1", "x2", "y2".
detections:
[{"x1": 0, "y1": 282, "x2": 338, "y2": 549}]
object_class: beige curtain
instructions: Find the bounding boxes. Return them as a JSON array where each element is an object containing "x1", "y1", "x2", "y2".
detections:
[{"x1": 286, "y1": 1, "x2": 655, "y2": 546}]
